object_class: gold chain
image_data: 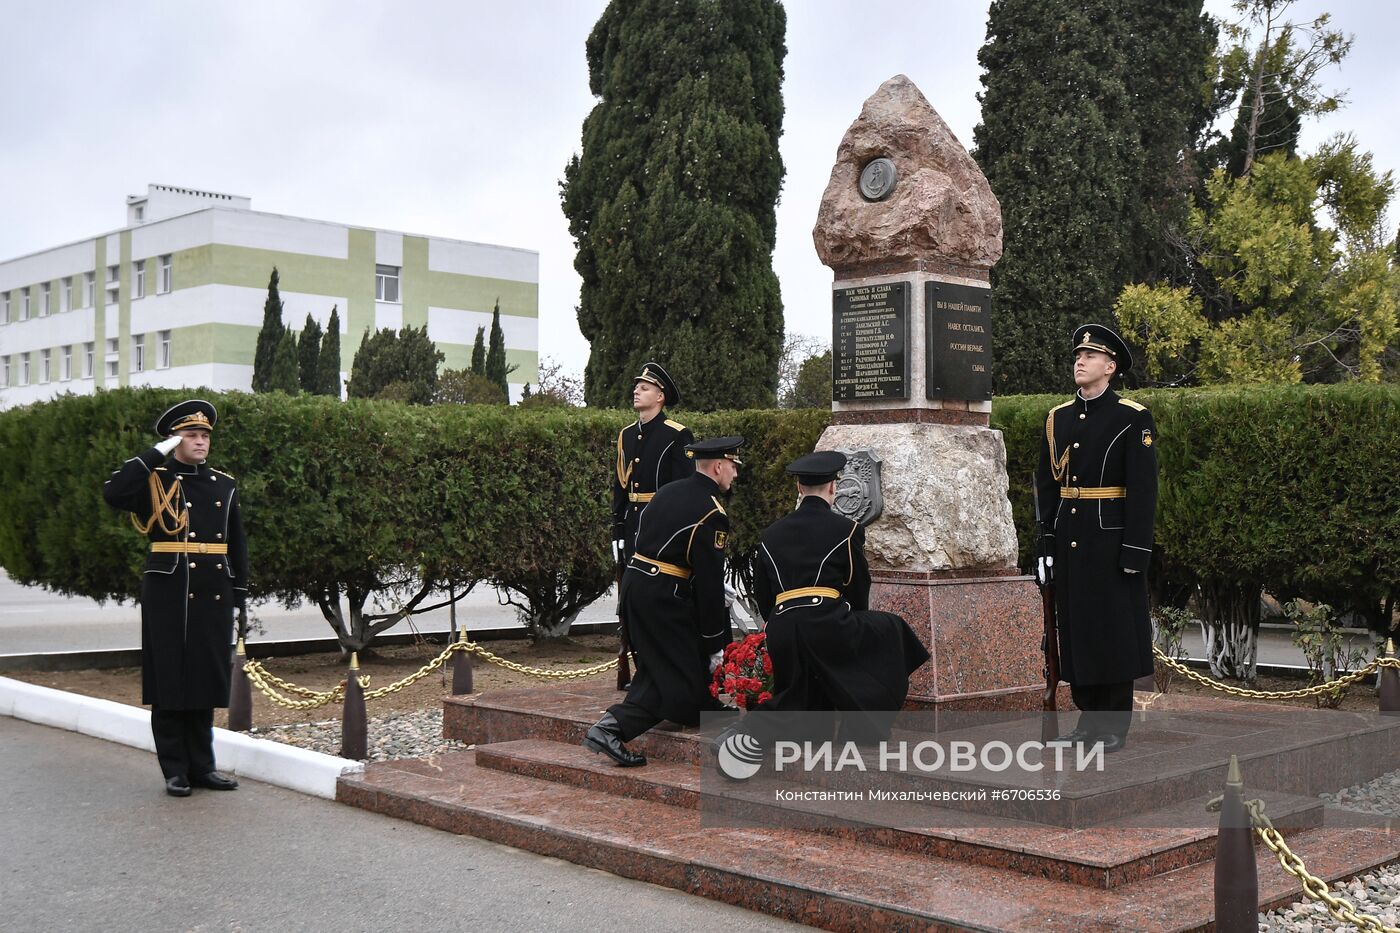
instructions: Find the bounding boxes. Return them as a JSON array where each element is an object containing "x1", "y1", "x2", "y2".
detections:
[
  {"x1": 1207, "y1": 796, "x2": 1400, "y2": 933},
  {"x1": 242, "y1": 639, "x2": 624, "y2": 707},
  {"x1": 1152, "y1": 646, "x2": 1399, "y2": 700}
]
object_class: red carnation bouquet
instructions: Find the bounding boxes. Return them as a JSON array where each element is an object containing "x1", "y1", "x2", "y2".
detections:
[{"x1": 710, "y1": 631, "x2": 775, "y2": 710}]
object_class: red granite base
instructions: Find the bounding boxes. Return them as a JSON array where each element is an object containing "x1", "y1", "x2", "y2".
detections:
[
  {"x1": 870, "y1": 572, "x2": 1046, "y2": 706},
  {"x1": 338, "y1": 747, "x2": 1400, "y2": 932}
]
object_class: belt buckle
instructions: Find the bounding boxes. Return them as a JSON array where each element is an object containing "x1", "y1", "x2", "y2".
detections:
[
  {"x1": 1066, "y1": 487, "x2": 1081, "y2": 499},
  {"x1": 198, "y1": 542, "x2": 209, "y2": 554}
]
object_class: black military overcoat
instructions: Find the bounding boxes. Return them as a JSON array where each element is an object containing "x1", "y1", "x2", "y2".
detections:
[
  {"x1": 612, "y1": 411, "x2": 694, "y2": 558},
  {"x1": 753, "y1": 496, "x2": 929, "y2": 714},
  {"x1": 618, "y1": 471, "x2": 730, "y2": 726},
  {"x1": 104, "y1": 447, "x2": 249, "y2": 708},
  {"x1": 1035, "y1": 388, "x2": 1158, "y2": 685}
]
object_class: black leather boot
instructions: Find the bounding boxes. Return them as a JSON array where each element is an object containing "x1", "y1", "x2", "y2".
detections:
[{"x1": 583, "y1": 713, "x2": 647, "y2": 767}]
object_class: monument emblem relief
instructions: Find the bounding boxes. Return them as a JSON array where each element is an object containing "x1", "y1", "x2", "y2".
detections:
[
  {"x1": 858, "y1": 157, "x2": 898, "y2": 202},
  {"x1": 832, "y1": 449, "x2": 883, "y2": 527}
]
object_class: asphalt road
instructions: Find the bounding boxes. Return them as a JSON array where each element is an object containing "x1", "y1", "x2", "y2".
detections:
[
  {"x1": 0, "y1": 570, "x2": 619, "y2": 655},
  {"x1": 0, "y1": 716, "x2": 801, "y2": 933}
]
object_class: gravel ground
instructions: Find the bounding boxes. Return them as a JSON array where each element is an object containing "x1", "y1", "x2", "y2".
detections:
[{"x1": 249, "y1": 707, "x2": 470, "y2": 763}]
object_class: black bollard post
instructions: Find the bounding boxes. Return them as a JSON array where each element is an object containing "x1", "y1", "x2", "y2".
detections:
[
  {"x1": 451, "y1": 630, "x2": 474, "y2": 695},
  {"x1": 340, "y1": 652, "x2": 368, "y2": 760},
  {"x1": 228, "y1": 637, "x2": 253, "y2": 732},
  {"x1": 1214, "y1": 754, "x2": 1259, "y2": 933},
  {"x1": 1380, "y1": 639, "x2": 1400, "y2": 715}
]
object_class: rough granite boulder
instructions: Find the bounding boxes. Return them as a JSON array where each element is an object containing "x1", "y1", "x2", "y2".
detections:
[
  {"x1": 818, "y1": 421, "x2": 1020, "y2": 573},
  {"x1": 813, "y1": 74, "x2": 1003, "y2": 271}
]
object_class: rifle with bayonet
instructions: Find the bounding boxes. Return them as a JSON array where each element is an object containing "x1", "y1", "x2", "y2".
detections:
[{"x1": 1033, "y1": 476, "x2": 1061, "y2": 742}]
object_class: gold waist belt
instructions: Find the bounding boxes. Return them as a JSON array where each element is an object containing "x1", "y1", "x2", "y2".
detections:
[
  {"x1": 628, "y1": 492, "x2": 655, "y2": 503},
  {"x1": 631, "y1": 554, "x2": 691, "y2": 580},
  {"x1": 776, "y1": 586, "x2": 842, "y2": 605},
  {"x1": 151, "y1": 542, "x2": 229, "y2": 555},
  {"x1": 1060, "y1": 486, "x2": 1127, "y2": 500}
]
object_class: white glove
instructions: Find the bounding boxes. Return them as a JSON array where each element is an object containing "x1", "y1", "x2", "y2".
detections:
[
  {"x1": 612, "y1": 539, "x2": 625, "y2": 563},
  {"x1": 708, "y1": 651, "x2": 723, "y2": 674},
  {"x1": 1036, "y1": 555, "x2": 1053, "y2": 586},
  {"x1": 1124, "y1": 568, "x2": 1139, "y2": 575},
  {"x1": 155, "y1": 435, "x2": 182, "y2": 456}
]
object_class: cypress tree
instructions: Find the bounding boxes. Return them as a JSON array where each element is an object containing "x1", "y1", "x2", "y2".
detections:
[
  {"x1": 252, "y1": 268, "x2": 286, "y2": 393},
  {"x1": 316, "y1": 306, "x2": 342, "y2": 397},
  {"x1": 268, "y1": 330, "x2": 301, "y2": 394},
  {"x1": 485, "y1": 299, "x2": 510, "y2": 397},
  {"x1": 298, "y1": 313, "x2": 323, "y2": 393},
  {"x1": 470, "y1": 326, "x2": 487, "y2": 375},
  {"x1": 561, "y1": 0, "x2": 787, "y2": 410},
  {"x1": 347, "y1": 325, "x2": 444, "y2": 405}
]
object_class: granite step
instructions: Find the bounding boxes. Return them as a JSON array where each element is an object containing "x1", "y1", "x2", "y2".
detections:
[
  {"x1": 338, "y1": 749, "x2": 1400, "y2": 933},
  {"x1": 474, "y1": 737, "x2": 1325, "y2": 889}
]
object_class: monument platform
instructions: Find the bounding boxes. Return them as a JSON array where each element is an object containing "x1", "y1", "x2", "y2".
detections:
[{"x1": 335, "y1": 683, "x2": 1400, "y2": 931}]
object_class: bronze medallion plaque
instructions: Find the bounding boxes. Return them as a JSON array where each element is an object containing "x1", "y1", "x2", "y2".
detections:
[{"x1": 858, "y1": 157, "x2": 897, "y2": 202}]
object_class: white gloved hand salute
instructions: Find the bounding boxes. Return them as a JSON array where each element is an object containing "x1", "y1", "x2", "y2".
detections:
[{"x1": 155, "y1": 435, "x2": 183, "y2": 456}]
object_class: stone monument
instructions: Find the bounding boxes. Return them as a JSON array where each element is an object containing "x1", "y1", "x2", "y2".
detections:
[{"x1": 812, "y1": 74, "x2": 1045, "y2": 709}]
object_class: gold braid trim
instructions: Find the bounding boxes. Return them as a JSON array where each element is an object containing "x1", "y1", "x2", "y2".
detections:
[
  {"x1": 616, "y1": 428, "x2": 634, "y2": 489},
  {"x1": 129, "y1": 472, "x2": 188, "y2": 536},
  {"x1": 1046, "y1": 405, "x2": 1072, "y2": 484}
]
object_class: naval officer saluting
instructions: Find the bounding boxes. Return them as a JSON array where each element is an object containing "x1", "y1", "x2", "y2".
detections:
[{"x1": 103, "y1": 399, "x2": 249, "y2": 796}]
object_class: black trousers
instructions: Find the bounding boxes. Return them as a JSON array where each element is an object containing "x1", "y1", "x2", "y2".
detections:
[
  {"x1": 1070, "y1": 681, "x2": 1134, "y2": 739},
  {"x1": 151, "y1": 707, "x2": 216, "y2": 779}
]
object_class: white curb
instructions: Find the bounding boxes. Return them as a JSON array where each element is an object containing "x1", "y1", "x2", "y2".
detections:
[{"x1": 0, "y1": 676, "x2": 363, "y2": 798}]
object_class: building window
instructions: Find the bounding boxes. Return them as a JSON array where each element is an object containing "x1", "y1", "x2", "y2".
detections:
[
  {"x1": 375, "y1": 264, "x2": 400, "y2": 303},
  {"x1": 20, "y1": 287, "x2": 30, "y2": 321},
  {"x1": 131, "y1": 334, "x2": 146, "y2": 372},
  {"x1": 159, "y1": 255, "x2": 172, "y2": 294},
  {"x1": 1, "y1": 356, "x2": 8, "y2": 387},
  {"x1": 41, "y1": 348, "x2": 52, "y2": 382},
  {"x1": 107, "y1": 264, "x2": 119, "y2": 283},
  {"x1": 84, "y1": 271, "x2": 95, "y2": 308},
  {"x1": 105, "y1": 359, "x2": 119, "y2": 379},
  {"x1": 61, "y1": 277, "x2": 72, "y2": 312},
  {"x1": 158, "y1": 330, "x2": 172, "y2": 368},
  {"x1": 134, "y1": 205, "x2": 144, "y2": 222},
  {"x1": 106, "y1": 337, "x2": 119, "y2": 355},
  {"x1": 20, "y1": 353, "x2": 30, "y2": 386},
  {"x1": 40, "y1": 283, "x2": 51, "y2": 317},
  {"x1": 61, "y1": 345, "x2": 72, "y2": 381},
  {"x1": 106, "y1": 264, "x2": 120, "y2": 306},
  {"x1": 133, "y1": 261, "x2": 145, "y2": 299},
  {"x1": 1, "y1": 291, "x2": 8, "y2": 324},
  {"x1": 83, "y1": 342, "x2": 94, "y2": 378}
]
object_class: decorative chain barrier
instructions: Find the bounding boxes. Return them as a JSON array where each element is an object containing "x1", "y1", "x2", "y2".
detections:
[
  {"x1": 1207, "y1": 795, "x2": 1400, "y2": 933},
  {"x1": 1153, "y1": 646, "x2": 1400, "y2": 701},
  {"x1": 242, "y1": 638, "x2": 624, "y2": 709}
]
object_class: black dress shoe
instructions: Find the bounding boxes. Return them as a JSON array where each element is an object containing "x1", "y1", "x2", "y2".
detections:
[
  {"x1": 582, "y1": 713, "x2": 647, "y2": 767},
  {"x1": 1052, "y1": 727, "x2": 1092, "y2": 744},
  {"x1": 192, "y1": 771, "x2": 239, "y2": 790},
  {"x1": 165, "y1": 775, "x2": 192, "y2": 797},
  {"x1": 1094, "y1": 734, "x2": 1127, "y2": 754}
]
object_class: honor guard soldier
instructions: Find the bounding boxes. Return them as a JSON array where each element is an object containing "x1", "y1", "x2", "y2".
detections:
[
  {"x1": 585, "y1": 437, "x2": 742, "y2": 767},
  {"x1": 612, "y1": 362, "x2": 694, "y2": 562},
  {"x1": 746, "y1": 451, "x2": 929, "y2": 743},
  {"x1": 1034, "y1": 324, "x2": 1159, "y2": 753},
  {"x1": 103, "y1": 400, "x2": 249, "y2": 796}
]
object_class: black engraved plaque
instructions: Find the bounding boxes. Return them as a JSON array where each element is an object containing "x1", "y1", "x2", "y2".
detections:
[
  {"x1": 925, "y1": 281, "x2": 992, "y2": 401},
  {"x1": 833, "y1": 281, "x2": 910, "y2": 401}
]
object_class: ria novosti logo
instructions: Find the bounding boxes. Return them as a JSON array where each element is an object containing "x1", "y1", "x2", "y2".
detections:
[
  {"x1": 715, "y1": 731, "x2": 765, "y2": 780},
  {"x1": 714, "y1": 737, "x2": 1106, "y2": 780}
]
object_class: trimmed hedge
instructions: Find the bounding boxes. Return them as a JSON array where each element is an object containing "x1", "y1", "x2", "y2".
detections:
[{"x1": 0, "y1": 385, "x2": 1395, "y2": 647}]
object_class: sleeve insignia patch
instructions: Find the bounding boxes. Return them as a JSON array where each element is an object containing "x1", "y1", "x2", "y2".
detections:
[
  {"x1": 1141, "y1": 430, "x2": 1154, "y2": 448},
  {"x1": 714, "y1": 531, "x2": 728, "y2": 550}
]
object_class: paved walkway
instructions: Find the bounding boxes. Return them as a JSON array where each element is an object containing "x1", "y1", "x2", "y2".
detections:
[{"x1": 0, "y1": 716, "x2": 799, "y2": 933}]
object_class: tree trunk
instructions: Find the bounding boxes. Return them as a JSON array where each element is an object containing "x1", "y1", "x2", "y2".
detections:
[{"x1": 1200, "y1": 583, "x2": 1260, "y2": 681}]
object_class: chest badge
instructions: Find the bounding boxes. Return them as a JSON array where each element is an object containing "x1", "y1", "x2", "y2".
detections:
[{"x1": 1141, "y1": 429, "x2": 1154, "y2": 448}]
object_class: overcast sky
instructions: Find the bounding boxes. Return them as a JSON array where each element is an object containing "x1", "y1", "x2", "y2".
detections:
[{"x1": 3, "y1": 1, "x2": 1396, "y2": 384}]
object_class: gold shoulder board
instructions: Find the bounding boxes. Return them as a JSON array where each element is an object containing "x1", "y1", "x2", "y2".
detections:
[
  {"x1": 664, "y1": 419, "x2": 686, "y2": 431},
  {"x1": 710, "y1": 496, "x2": 727, "y2": 515},
  {"x1": 1118, "y1": 398, "x2": 1146, "y2": 412},
  {"x1": 1050, "y1": 400, "x2": 1073, "y2": 414},
  {"x1": 213, "y1": 468, "x2": 237, "y2": 480}
]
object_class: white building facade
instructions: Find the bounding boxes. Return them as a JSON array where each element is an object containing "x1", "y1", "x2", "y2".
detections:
[{"x1": 0, "y1": 184, "x2": 539, "y2": 408}]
